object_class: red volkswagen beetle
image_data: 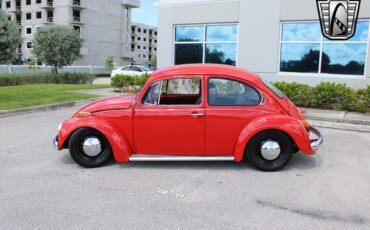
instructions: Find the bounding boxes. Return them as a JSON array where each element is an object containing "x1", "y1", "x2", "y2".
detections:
[{"x1": 54, "y1": 64, "x2": 323, "y2": 171}]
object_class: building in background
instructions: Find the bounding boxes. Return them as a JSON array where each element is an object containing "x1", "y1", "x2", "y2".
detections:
[
  {"x1": 0, "y1": 0, "x2": 140, "y2": 66},
  {"x1": 130, "y1": 22, "x2": 157, "y2": 65},
  {"x1": 157, "y1": 0, "x2": 370, "y2": 88}
]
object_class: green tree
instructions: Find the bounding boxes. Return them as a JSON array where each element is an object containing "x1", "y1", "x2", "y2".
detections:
[
  {"x1": 149, "y1": 55, "x2": 157, "y2": 68},
  {"x1": 105, "y1": 56, "x2": 115, "y2": 72},
  {"x1": 32, "y1": 25, "x2": 83, "y2": 73},
  {"x1": 0, "y1": 12, "x2": 22, "y2": 64}
]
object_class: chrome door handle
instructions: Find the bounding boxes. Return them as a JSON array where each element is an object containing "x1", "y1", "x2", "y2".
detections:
[{"x1": 189, "y1": 112, "x2": 204, "y2": 117}]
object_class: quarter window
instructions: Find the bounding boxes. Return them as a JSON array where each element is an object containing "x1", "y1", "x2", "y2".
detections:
[
  {"x1": 143, "y1": 77, "x2": 202, "y2": 106},
  {"x1": 174, "y1": 24, "x2": 238, "y2": 66},
  {"x1": 280, "y1": 21, "x2": 369, "y2": 76},
  {"x1": 208, "y1": 78, "x2": 260, "y2": 106}
]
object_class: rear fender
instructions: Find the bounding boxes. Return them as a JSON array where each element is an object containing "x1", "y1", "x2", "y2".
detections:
[
  {"x1": 233, "y1": 114, "x2": 314, "y2": 162},
  {"x1": 58, "y1": 117, "x2": 132, "y2": 162}
]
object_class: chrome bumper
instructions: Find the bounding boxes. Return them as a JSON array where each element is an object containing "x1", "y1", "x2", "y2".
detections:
[
  {"x1": 310, "y1": 127, "x2": 323, "y2": 150},
  {"x1": 53, "y1": 135, "x2": 59, "y2": 150}
]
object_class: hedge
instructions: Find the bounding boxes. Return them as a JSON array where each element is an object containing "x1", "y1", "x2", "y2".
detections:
[
  {"x1": 0, "y1": 72, "x2": 96, "y2": 87},
  {"x1": 273, "y1": 82, "x2": 370, "y2": 113},
  {"x1": 111, "y1": 74, "x2": 150, "y2": 90}
]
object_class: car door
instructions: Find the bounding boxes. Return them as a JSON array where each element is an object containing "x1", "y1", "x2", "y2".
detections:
[
  {"x1": 205, "y1": 76, "x2": 264, "y2": 155},
  {"x1": 134, "y1": 75, "x2": 205, "y2": 155}
]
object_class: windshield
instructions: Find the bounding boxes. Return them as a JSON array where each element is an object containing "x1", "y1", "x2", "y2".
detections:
[
  {"x1": 140, "y1": 65, "x2": 153, "y2": 72},
  {"x1": 262, "y1": 79, "x2": 285, "y2": 98}
]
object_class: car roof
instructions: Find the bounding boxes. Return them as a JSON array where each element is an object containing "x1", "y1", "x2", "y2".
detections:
[{"x1": 149, "y1": 64, "x2": 260, "y2": 82}]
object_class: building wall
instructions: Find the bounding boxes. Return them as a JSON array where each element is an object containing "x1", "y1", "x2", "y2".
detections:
[
  {"x1": 1, "y1": 0, "x2": 139, "y2": 66},
  {"x1": 158, "y1": 0, "x2": 370, "y2": 88},
  {"x1": 130, "y1": 22, "x2": 158, "y2": 65}
]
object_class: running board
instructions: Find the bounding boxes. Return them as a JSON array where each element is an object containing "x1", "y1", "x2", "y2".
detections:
[{"x1": 129, "y1": 154, "x2": 235, "y2": 162}]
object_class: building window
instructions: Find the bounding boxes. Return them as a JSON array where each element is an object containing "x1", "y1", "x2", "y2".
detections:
[
  {"x1": 154, "y1": 31, "x2": 157, "y2": 36},
  {"x1": 36, "y1": 12, "x2": 42, "y2": 19},
  {"x1": 26, "y1": 42, "x2": 33, "y2": 49},
  {"x1": 143, "y1": 54, "x2": 146, "y2": 58},
  {"x1": 137, "y1": 45, "x2": 140, "y2": 50},
  {"x1": 35, "y1": 26, "x2": 41, "y2": 33},
  {"x1": 36, "y1": 0, "x2": 42, "y2": 4},
  {"x1": 26, "y1": 0, "x2": 31, "y2": 5},
  {"x1": 143, "y1": 46, "x2": 146, "y2": 50},
  {"x1": 138, "y1": 37, "x2": 141, "y2": 41},
  {"x1": 144, "y1": 29, "x2": 147, "y2": 33},
  {"x1": 26, "y1": 27, "x2": 32, "y2": 35},
  {"x1": 138, "y1": 28, "x2": 141, "y2": 33},
  {"x1": 280, "y1": 21, "x2": 369, "y2": 76},
  {"x1": 174, "y1": 24, "x2": 238, "y2": 66},
  {"x1": 6, "y1": 1, "x2": 11, "y2": 8},
  {"x1": 26, "y1": 13, "x2": 32, "y2": 20},
  {"x1": 143, "y1": 38, "x2": 146, "y2": 42},
  {"x1": 73, "y1": 25, "x2": 80, "y2": 34}
]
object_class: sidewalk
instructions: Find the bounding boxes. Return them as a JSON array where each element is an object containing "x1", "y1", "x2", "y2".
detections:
[
  {"x1": 304, "y1": 108, "x2": 370, "y2": 126},
  {"x1": 304, "y1": 108, "x2": 370, "y2": 132}
]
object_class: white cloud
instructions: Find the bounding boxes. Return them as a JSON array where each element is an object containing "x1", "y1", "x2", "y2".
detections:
[{"x1": 153, "y1": 1, "x2": 158, "y2": 6}]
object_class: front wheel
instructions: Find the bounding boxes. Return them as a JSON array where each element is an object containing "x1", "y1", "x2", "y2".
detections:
[
  {"x1": 68, "y1": 128, "x2": 112, "y2": 168},
  {"x1": 246, "y1": 130, "x2": 293, "y2": 171}
]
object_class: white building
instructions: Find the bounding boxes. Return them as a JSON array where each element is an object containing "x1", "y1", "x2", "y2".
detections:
[
  {"x1": 130, "y1": 22, "x2": 157, "y2": 65},
  {"x1": 1, "y1": 0, "x2": 140, "y2": 66},
  {"x1": 157, "y1": 0, "x2": 370, "y2": 88}
]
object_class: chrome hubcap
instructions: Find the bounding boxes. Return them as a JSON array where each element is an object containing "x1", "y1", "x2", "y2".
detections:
[
  {"x1": 82, "y1": 136, "x2": 102, "y2": 157},
  {"x1": 260, "y1": 140, "x2": 281, "y2": 161}
]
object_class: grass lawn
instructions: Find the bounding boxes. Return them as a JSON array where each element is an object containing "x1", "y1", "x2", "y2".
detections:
[{"x1": 0, "y1": 84, "x2": 111, "y2": 110}]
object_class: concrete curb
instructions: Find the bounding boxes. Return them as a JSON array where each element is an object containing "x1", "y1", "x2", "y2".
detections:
[
  {"x1": 309, "y1": 120, "x2": 370, "y2": 133},
  {"x1": 305, "y1": 113, "x2": 370, "y2": 126},
  {"x1": 0, "y1": 99, "x2": 95, "y2": 118}
]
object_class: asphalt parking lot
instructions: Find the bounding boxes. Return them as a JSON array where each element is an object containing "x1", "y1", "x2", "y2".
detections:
[{"x1": 1, "y1": 102, "x2": 370, "y2": 230}]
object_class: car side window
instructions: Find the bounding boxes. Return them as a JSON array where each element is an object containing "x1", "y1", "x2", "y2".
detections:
[
  {"x1": 130, "y1": 66, "x2": 143, "y2": 72},
  {"x1": 143, "y1": 82, "x2": 161, "y2": 105},
  {"x1": 142, "y1": 77, "x2": 202, "y2": 106},
  {"x1": 121, "y1": 66, "x2": 130, "y2": 71},
  {"x1": 208, "y1": 78, "x2": 261, "y2": 106}
]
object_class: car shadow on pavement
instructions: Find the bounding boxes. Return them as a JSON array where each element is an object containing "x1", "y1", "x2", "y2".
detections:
[
  {"x1": 284, "y1": 153, "x2": 321, "y2": 171},
  {"x1": 60, "y1": 151, "x2": 320, "y2": 171}
]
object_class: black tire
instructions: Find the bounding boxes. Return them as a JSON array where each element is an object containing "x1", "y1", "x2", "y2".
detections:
[
  {"x1": 246, "y1": 130, "x2": 293, "y2": 171},
  {"x1": 68, "y1": 128, "x2": 112, "y2": 168}
]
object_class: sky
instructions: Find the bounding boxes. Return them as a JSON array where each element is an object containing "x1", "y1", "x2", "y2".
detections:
[{"x1": 132, "y1": 0, "x2": 158, "y2": 27}]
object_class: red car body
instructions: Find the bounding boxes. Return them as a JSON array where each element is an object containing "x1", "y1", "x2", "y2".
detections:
[{"x1": 55, "y1": 64, "x2": 322, "y2": 170}]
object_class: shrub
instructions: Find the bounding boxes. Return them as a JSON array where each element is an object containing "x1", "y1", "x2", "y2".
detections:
[
  {"x1": 273, "y1": 82, "x2": 314, "y2": 107},
  {"x1": 312, "y1": 82, "x2": 357, "y2": 111},
  {"x1": 0, "y1": 72, "x2": 96, "y2": 87},
  {"x1": 111, "y1": 74, "x2": 150, "y2": 90},
  {"x1": 273, "y1": 82, "x2": 369, "y2": 113},
  {"x1": 356, "y1": 85, "x2": 370, "y2": 113}
]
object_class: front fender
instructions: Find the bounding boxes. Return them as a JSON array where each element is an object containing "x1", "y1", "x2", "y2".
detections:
[
  {"x1": 58, "y1": 117, "x2": 132, "y2": 162},
  {"x1": 233, "y1": 114, "x2": 315, "y2": 162}
]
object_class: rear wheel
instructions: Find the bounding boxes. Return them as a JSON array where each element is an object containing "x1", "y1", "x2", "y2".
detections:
[
  {"x1": 246, "y1": 130, "x2": 293, "y2": 171},
  {"x1": 68, "y1": 128, "x2": 112, "y2": 168}
]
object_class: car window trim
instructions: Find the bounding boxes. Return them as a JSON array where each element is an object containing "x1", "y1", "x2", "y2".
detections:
[
  {"x1": 140, "y1": 76, "x2": 203, "y2": 107},
  {"x1": 207, "y1": 76, "x2": 262, "y2": 107}
]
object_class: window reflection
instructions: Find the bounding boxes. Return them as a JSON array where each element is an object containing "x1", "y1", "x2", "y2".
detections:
[
  {"x1": 175, "y1": 26, "x2": 204, "y2": 42},
  {"x1": 280, "y1": 44, "x2": 320, "y2": 73},
  {"x1": 174, "y1": 24, "x2": 238, "y2": 66},
  {"x1": 206, "y1": 25, "x2": 237, "y2": 42},
  {"x1": 282, "y1": 23, "x2": 321, "y2": 41},
  {"x1": 205, "y1": 44, "x2": 236, "y2": 66},
  {"x1": 321, "y1": 44, "x2": 366, "y2": 75},
  {"x1": 280, "y1": 21, "x2": 369, "y2": 75},
  {"x1": 175, "y1": 44, "x2": 203, "y2": 65}
]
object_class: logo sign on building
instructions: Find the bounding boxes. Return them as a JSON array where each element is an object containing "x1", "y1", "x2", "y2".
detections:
[{"x1": 316, "y1": 0, "x2": 361, "y2": 40}]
